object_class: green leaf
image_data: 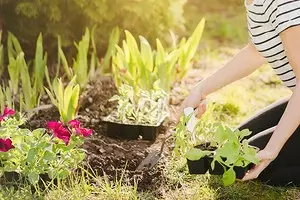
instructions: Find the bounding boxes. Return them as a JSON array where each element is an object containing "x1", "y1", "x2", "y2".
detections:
[
  {"x1": 102, "y1": 27, "x2": 120, "y2": 73},
  {"x1": 43, "y1": 151, "x2": 55, "y2": 161},
  {"x1": 217, "y1": 142, "x2": 240, "y2": 164},
  {"x1": 223, "y1": 168, "x2": 236, "y2": 186},
  {"x1": 185, "y1": 148, "x2": 210, "y2": 161},
  {"x1": 45, "y1": 87, "x2": 58, "y2": 106},
  {"x1": 28, "y1": 171, "x2": 39, "y2": 185},
  {"x1": 66, "y1": 84, "x2": 80, "y2": 122},
  {"x1": 58, "y1": 46, "x2": 72, "y2": 80},
  {"x1": 33, "y1": 33, "x2": 46, "y2": 94},
  {"x1": 57, "y1": 169, "x2": 70, "y2": 179},
  {"x1": 27, "y1": 148, "x2": 37, "y2": 163}
]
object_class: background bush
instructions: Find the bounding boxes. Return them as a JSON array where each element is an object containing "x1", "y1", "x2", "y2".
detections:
[{"x1": 0, "y1": 0, "x2": 186, "y2": 59}]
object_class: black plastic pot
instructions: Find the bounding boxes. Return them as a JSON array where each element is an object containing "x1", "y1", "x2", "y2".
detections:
[
  {"x1": 187, "y1": 156, "x2": 209, "y2": 174},
  {"x1": 106, "y1": 121, "x2": 140, "y2": 140},
  {"x1": 187, "y1": 143, "x2": 216, "y2": 174},
  {"x1": 234, "y1": 163, "x2": 255, "y2": 179},
  {"x1": 208, "y1": 158, "x2": 225, "y2": 175},
  {"x1": 103, "y1": 116, "x2": 166, "y2": 141}
]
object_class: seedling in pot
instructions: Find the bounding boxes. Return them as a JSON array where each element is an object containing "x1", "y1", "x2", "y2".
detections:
[
  {"x1": 103, "y1": 83, "x2": 169, "y2": 140},
  {"x1": 174, "y1": 104, "x2": 259, "y2": 186},
  {"x1": 186, "y1": 125, "x2": 259, "y2": 186}
]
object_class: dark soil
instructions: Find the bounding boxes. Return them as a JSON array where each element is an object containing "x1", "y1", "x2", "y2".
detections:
[
  {"x1": 195, "y1": 142, "x2": 217, "y2": 151},
  {"x1": 26, "y1": 75, "x2": 171, "y2": 194}
]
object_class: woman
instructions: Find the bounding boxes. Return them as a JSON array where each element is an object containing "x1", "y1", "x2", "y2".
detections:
[{"x1": 178, "y1": 0, "x2": 300, "y2": 186}]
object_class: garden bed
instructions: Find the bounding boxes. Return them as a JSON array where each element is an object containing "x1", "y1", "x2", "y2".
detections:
[{"x1": 25, "y1": 76, "x2": 173, "y2": 192}]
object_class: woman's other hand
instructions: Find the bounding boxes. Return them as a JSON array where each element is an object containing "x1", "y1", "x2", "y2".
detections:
[{"x1": 242, "y1": 149, "x2": 277, "y2": 181}]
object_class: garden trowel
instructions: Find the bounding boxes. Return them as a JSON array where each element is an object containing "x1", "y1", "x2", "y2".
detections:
[{"x1": 135, "y1": 106, "x2": 199, "y2": 171}]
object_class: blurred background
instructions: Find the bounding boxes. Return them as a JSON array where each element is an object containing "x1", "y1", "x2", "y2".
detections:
[{"x1": 0, "y1": 0, "x2": 248, "y2": 61}]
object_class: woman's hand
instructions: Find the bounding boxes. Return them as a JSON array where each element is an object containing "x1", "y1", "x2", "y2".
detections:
[
  {"x1": 176, "y1": 83, "x2": 207, "y2": 120},
  {"x1": 242, "y1": 149, "x2": 277, "y2": 181}
]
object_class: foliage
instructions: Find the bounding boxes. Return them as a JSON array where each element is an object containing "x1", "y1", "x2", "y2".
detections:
[
  {"x1": 59, "y1": 28, "x2": 99, "y2": 88},
  {"x1": 176, "y1": 19, "x2": 205, "y2": 80},
  {"x1": 33, "y1": 33, "x2": 47, "y2": 95},
  {"x1": 18, "y1": 52, "x2": 40, "y2": 111},
  {"x1": 108, "y1": 83, "x2": 168, "y2": 125},
  {"x1": 7, "y1": 32, "x2": 23, "y2": 95},
  {"x1": 0, "y1": 31, "x2": 4, "y2": 78},
  {"x1": 0, "y1": 0, "x2": 186, "y2": 55},
  {"x1": 45, "y1": 77, "x2": 80, "y2": 124},
  {"x1": 0, "y1": 109, "x2": 90, "y2": 185},
  {"x1": 112, "y1": 30, "x2": 179, "y2": 93},
  {"x1": 174, "y1": 105, "x2": 259, "y2": 186},
  {"x1": 4, "y1": 32, "x2": 47, "y2": 112},
  {"x1": 112, "y1": 20, "x2": 204, "y2": 93},
  {"x1": 102, "y1": 27, "x2": 120, "y2": 74},
  {"x1": 0, "y1": 86, "x2": 14, "y2": 113}
]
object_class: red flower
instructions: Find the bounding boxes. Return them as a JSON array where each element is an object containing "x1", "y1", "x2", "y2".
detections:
[
  {"x1": 0, "y1": 106, "x2": 15, "y2": 122},
  {"x1": 0, "y1": 138, "x2": 14, "y2": 152},
  {"x1": 75, "y1": 128, "x2": 93, "y2": 137},
  {"x1": 68, "y1": 120, "x2": 81, "y2": 129},
  {"x1": 47, "y1": 121, "x2": 71, "y2": 145}
]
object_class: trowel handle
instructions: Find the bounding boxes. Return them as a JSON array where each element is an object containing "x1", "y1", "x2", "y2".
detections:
[
  {"x1": 184, "y1": 107, "x2": 198, "y2": 132},
  {"x1": 183, "y1": 99, "x2": 207, "y2": 132}
]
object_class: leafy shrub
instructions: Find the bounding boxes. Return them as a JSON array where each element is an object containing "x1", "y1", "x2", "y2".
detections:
[{"x1": 0, "y1": 0, "x2": 187, "y2": 55}]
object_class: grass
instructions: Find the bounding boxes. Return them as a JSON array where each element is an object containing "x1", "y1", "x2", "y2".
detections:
[{"x1": 1, "y1": 0, "x2": 299, "y2": 199}]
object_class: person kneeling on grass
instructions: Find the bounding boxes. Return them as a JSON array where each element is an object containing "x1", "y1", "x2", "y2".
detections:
[{"x1": 178, "y1": 0, "x2": 300, "y2": 186}]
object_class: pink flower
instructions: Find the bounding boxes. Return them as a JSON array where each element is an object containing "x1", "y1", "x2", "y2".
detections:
[
  {"x1": 75, "y1": 128, "x2": 93, "y2": 137},
  {"x1": 0, "y1": 106, "x2": 15, "y2": 122},
  {"x1": 68, "y1": 119, "x2": 93, "y2": 137},
  {"x1": 0, "y1": 138, "x2": 14, "y2": 152},
  {"x1": 47, "y1": 121, "x2": 71, "y2": 145},
  {"x1": 68, "y1": 120, "x2": 81, "y2": 129}
]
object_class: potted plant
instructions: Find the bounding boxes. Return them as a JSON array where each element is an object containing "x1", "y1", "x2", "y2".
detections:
[
  {"x1": 102, "y1": 83, "x2": 169, "y2": 141},
  {"x1": 174, "y1": 107, "x2": 259, "y2": 186}
]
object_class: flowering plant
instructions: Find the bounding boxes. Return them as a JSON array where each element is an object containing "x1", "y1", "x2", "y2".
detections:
[{"x1": 0, "y1": 107, "x2": 92, "y2": 185}]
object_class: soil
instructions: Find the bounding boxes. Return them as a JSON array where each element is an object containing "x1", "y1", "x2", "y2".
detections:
[{"x1": 195, "y1": 142, "x2": 217, "y2": 151}]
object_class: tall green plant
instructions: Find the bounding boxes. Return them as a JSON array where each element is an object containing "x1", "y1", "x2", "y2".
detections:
[
  {"x1": 176, "y1": 19, "x2": 205, "y2": 79},
  {"x1": 33, "y1": 33, "x2": 47, "y2": 94},
  {"x1": 102, "y1": 27, "x2": 120, "y2": 74},
  {"x1": 59, "y1": 28, "x2": 95, "y2": 88},
  {"x1": 112, "y1": 30, "x2": 180, "y2": 93},
  {"x1": 18, "y1": 52, "x2": 40, "y2": 111},
  {"x1": 154, "y1": 39, "x2": 181, "y2": 92},
  {"x1": 7, "y1": 32, "x2": 23, "y2": 95},
  {"x1": 0, "y1": 31, "x2": 4, "y2": 78},
  {"x1": 73, "y1": 28, "x2": 90, "y2": 87}
]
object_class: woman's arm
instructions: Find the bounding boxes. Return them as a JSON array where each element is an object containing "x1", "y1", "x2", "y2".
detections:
[
  {"x1": 198, "y1": 42, "x2": 265, "y2": 96},
  {"x1": 243, "y1": 26, "x2": 300, "y2": 181},
  {"x1": 178, "y1": 42, "x2": 265, "y2": 118}
]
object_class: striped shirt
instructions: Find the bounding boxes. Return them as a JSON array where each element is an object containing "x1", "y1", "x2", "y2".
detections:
[{"x1": 245, "y1": 0, "x2": 300, "y2": 89}]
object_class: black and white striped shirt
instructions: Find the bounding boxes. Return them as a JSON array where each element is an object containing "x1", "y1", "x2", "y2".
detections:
[{"x1": 246, "y1": 0, "x2": 300, "y2": 89}]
